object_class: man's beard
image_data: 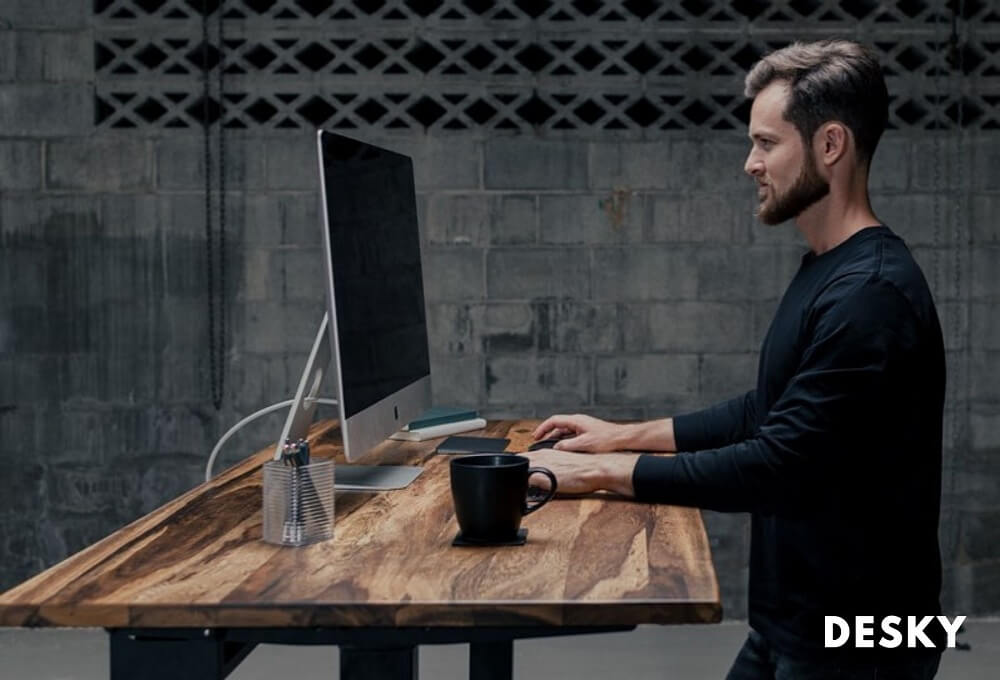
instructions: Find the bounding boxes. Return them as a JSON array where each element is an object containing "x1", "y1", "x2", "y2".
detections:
[{"x1": 757, "y1": 153, "x2": 830, "y2": 225}]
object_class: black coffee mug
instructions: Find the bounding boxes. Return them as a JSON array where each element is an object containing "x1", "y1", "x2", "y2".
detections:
[{"x1": 449, "y1": 454, "x2": 557, "y2": 543}]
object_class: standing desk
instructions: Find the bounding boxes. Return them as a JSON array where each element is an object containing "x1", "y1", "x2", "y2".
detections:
[{"x1": 0, "y1": 419, "x2": 721, "y2": 679}]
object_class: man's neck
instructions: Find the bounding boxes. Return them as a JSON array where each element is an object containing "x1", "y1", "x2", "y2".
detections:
[{"x1": 794, "y1": 182, "x2": 879, "y2": 255}]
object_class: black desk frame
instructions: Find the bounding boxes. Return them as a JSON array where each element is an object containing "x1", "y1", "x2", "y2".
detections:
[{"x1": 108, "y1": 625, "x2": 635, "y2": 680}]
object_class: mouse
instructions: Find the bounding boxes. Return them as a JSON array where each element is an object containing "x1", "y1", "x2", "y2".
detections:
[{"x1": 528, "y1": 438, "x2": 566, "y2": 451}]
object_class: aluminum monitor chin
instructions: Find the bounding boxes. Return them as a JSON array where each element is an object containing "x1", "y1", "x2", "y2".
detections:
[{"x1": 316, "y1": 130, "x2": 432, "y2": 465}]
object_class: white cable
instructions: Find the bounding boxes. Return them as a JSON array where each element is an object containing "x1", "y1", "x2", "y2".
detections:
[{"x1": 204, "y1": 398, "x2": 340, "y2": 482}]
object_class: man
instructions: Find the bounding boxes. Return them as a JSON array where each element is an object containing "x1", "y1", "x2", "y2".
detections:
[{"x1": 526, "y1": 40, "x2": 946, "y2": 679}]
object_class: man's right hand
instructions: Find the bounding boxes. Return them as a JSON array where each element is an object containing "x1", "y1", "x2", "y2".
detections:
[{"x1": 532, "y1": 414, "x2": 630, "y2": 453}]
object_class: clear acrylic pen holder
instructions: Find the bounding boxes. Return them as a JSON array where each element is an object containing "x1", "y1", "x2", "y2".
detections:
[{"x1": 262, "y1": 460, "x2": 335, "y2": 546}]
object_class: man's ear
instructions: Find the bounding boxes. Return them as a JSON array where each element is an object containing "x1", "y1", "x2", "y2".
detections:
[{"x1": 817, "y1": 122, "x2": 849, "y2": 167}]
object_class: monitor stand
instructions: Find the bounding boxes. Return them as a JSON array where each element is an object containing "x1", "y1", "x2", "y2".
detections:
[
  {"x1": 333, "y1": 465, "x2": 423, "y2": 491},
  {"x1": 275, "y1": 313, "x2": 423, "y2": 491}
]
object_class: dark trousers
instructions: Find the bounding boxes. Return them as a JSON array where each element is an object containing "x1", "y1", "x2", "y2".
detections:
[{"x1": 725, "y1": 629, "x2": 942, "y2": 680}]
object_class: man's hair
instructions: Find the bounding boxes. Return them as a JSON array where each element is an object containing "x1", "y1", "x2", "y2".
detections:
[{"x1": 744, "y1": 39, "x2": 888, "y2": 166}]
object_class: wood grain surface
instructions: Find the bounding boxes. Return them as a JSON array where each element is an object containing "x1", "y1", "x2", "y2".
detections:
[{"x1": 0, "y1": 420, "x2": 721, "y2": 628}]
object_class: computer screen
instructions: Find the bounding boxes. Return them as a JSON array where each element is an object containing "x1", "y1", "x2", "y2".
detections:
[
  {"x1": 319, "y1": 134, "x2": 430, "y2": 418},
  {"x1": 274, "y1": 131, "x2": 432, "y2": 490},
  {"x1": 319, "y1": 131, "x2": 432, "y2": 466}
]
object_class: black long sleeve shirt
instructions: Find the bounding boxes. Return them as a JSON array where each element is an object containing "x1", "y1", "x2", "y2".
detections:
[{"x1": 632, "y1": 225, "x2": 946, "y2": 660}]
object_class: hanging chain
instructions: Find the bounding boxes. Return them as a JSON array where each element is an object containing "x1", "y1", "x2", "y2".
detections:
[
  {"x1": 217, "y1": 0, "x2": 228, "y2": 410},
  {"x1": 951, "y1": 0, "x2": 968, "y2": 457},
  {"x1": 201, "y1": 0, "x2": 226, "y2": 411}
]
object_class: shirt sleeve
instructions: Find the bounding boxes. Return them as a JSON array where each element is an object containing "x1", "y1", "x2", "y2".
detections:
[
  {"x1": 672, "y1": 390, "x2": 759, "y2": 452},
  {"x1": 632, "y1": 275, "x2": 915, "y2": 514}
]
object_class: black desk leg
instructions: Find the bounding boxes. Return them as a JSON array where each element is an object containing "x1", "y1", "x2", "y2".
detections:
[
  {"x1": 340, "y1": 645, "x2": 419, "y2": 680},
  {"x1": 108, "y1": 630, "x2": 256, "y2": 680},
  {"x1": 469, "y1": 640, "x2": 513, "y2": 680}
]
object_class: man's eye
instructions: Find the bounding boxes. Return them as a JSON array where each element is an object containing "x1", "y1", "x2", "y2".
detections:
[{"x1": 759, "y1": 139, "x2": 774, "y2": 150}]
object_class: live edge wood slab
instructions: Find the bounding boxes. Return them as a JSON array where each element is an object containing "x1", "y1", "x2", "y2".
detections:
[{"x1": 0, "y1": 420, "x2": 721, "y2": 630}]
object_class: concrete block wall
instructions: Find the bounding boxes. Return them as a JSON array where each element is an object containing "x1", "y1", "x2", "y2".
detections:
[{"x1": 1, "y1": 3, "x2": 999, "y2": 621}]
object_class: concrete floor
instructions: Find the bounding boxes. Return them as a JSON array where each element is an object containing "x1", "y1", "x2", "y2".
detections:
[{"x1": 0, "y1": 620, "x2": 996, "y2": 679}]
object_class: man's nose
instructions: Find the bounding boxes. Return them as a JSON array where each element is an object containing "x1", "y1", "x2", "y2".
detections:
[{"x1": 744, "y1": 149, "x2": 762, "y2": 177}]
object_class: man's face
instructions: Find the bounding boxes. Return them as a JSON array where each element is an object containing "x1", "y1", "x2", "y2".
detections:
[{"x1": 744, "y1": 81, "x2": 830, "y2": 225}]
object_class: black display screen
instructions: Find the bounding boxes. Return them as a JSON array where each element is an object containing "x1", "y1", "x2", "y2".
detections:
[{"x1": 320, "y1": 132, "x2": 431, "y2": 418}]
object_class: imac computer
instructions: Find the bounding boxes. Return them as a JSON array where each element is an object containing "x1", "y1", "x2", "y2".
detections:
[{"x1": 275, "y1": 130, "x2": 432, "y2": 490}]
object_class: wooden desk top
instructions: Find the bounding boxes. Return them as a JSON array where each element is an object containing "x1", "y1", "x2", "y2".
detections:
[{"x1": 0, "y1": 420, "x2": 721, "y2": 629}]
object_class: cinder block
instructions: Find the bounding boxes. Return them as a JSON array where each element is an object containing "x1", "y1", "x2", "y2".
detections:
[
  {"x1": 937, "y1": 302, "x2": 969, "y2": 353},
  {"x1": 424, "y1": 193, "x2": 491, "y2": 246},
  {"x1": 483, "y1": 302, "x2": 534, "y2": 353},
  {"x1": 241, "y1": 299, "x2": 319, "y2": 354},
  {"x1": 43, "y1": 31, "x2": 92, "y2": 81},
  {"x1": 156, "y1": 192, "x2": 207, "y2": 239},
  {"x1": 265, "y1": 133, "x2": 318, "y2": 190},
  {"x1": 534, "y1": 301, "x2": 620, "y2": 353},
  {"x1": 649, "y1": 193, "x2": 750, "y2": 243},
  {"x1": 0, "y1": 84, "x2": 90, "y2": 136},
  {"x1": 970, "y1": 408, "x2": 1000, "y2": 455},
  {"x1": 909, "y1": 246, "x2": 961, "y2": 302},
  {"x1": 870, "y1": 194, "x2": 939, "y2": 246},
  {"x1": 3, "y1": 1, "x2": 87, "y2": 28},
  {"x1": 241, "y1": 192, "x2": 321, "y2": 247},
  {"x1": 100, "y1": 194, "x2": 160, "y2": 238},
  {"x1": 967, "y1": 563, "x2": 1000, "y2": 616},
  {"x1": 13, "y1": 31, "x2": 42, "y2": 80},
  {"x1": 959, "y1": 510, "x2": 1000, "y2": 562},
  {"x1": 373, "y1": 135, "x2": 480, "y2": 190},
  {"x1": 592, "y1": 246, "x2": 698, "y2": 302},
  {"x1": 487, "y1": 247, "x2": 589, "y2": 299},
  {"x1": 644, "y1": 302, "x2": 752, "y2": 353},
  {"x1": 267, "y1": 247, "x2": 326, "y2": 302},
  {"x1": 912, "y1": 135, "x2": 969, "y2": 192},
  {"x1": 594, "y1": 354, "x2": 699, "y2": 403},
  {"x1": 0, "y1": 32, "x2": 14, "y2": 82},
  {"x1": 692, "y1": 136, "x2": 750, "y2": 191},
  {"x1": 869, "y1": 135, "x2": 910, "y2": 191},
  {"x1": 154, "y1": 348, "x2": 211, "y2": 404},
  {"x1": 423, "y1": 247, "x2": 485, "y2": 301},
  {"x1": 0, "y1": 461, "x2": 44, "y2": 518},
  {"x1": 945, "y1": 457, "x2": 1000, "y2": 510},
  {"x1": 970, "y1": 302, "x2": 1000, "y2": 351},
  {"x1": 971, "y1": 247, "x2": 1000, "y2": 300},
  {"x1": 0, "y1": 139, "x2": 40, "y2": 191},
  {"x1": 232, "y1": 352, "x2": 293, "y2": 409},
  {"x1": 485, "y1": 355, "x2": 590, "y2": 405},
  {"x1": 621, "y1": 303, "x2": 650, "y2": 353},
  {"x1": 156, "y1": 134, "x2": 266, "y2": 191},
  {"x1": 589, "y1": 140, "x2": 691, "y2": 190},
  {"x1": 699, "y1": 353, "x2": 758, "y2": 403},
  {"x1": 697, "y1": 247, "x2": 753, "y2": 301},
  {"x1": 968, "y1": 350, "x2": 1000, "y2": 401},
  {"x1": 747, "y1": 245, "x2": 803, "y2": 300},
  {"x1": 241, "y1": 247, "x2": 272, "y2": 302},
  {"x1": 491, "y1": 194, "x2": 536, "y2": 245},
  {"x1": 47, "y1": 137, "x2": 150, "y2": 191},
  {"x1": 485, "y1": 139, "x2": 587, "y2": 189},
  {"x1": 971, "y1": 195, "x2": 1000, "y2": 244},
  {"x1": 971, "y1": 136, "x2": 1000, "y2": 191},
  {"x1": 430, "y1": 354, "x2": 483, "y2": 407},
  {"x1": 160, "y1": 233, "x2": 212, "y2": 298},
  {"x1": 540, "y1": 192, "x2": 642, "y2": 244},
  {"x1": 426, "y1": 302, "x2": 484, "y2": 355}
]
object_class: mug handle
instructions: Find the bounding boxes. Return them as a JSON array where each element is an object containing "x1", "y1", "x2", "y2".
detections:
[{"x1": 523, "y1": 467, "x2": 558, "y2": 515}]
